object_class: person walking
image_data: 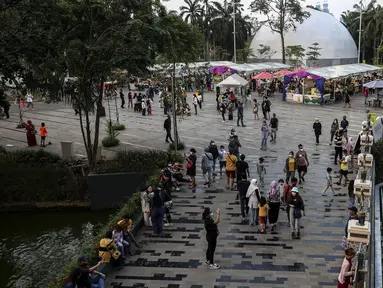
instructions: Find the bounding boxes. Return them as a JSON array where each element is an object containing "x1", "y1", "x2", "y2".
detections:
[
  {"x1": 258, "y1": 197, "x2": 269, "y2": 233},
  {"x1": 238, "y1": 173, "x2": 250, "y2": 223},
  {"x1": 246, "y1": 179, "x2": 261, "y2": 226},
  {"x1": 322, "y1": 167, "x2": 336, "y2": 196},
  {"x1": 261, "y1": 96, "x2": 271, "y2": 119},
  {"x1": 337, "y1": 248, "x2": 356, "y2": 288},
  {"x1": 219, "y1": 100, "x2": 226, "y2": 122},
  {"x1": 218, "y1": 145, "x2": 227, "y2": 178},
  {"x1": 295, "y1": 144, "x2": 309, "y2": 184},
  {"x1": 192, "y1": 94, "x2": 198, "y2": 115},
  {"x1": 237, "y1": 102, "x2": 246, "y2": 127},
  {"x1": 287, "y1": 187, "x2": 305, "y2": 239},
  {"x1": 225, "y1": 150, "x2": 237, "y2": 190},
  {"x1": 330, "y1": 119, "x2": 339, "y2": 145},
  {"x1": 119, "y1": 89, "x2": 125, "y2": 108},
  {"x1": 208, "y1": 140, "x2": 219, "y2": 176},
  {"x1": 256, "y1": 157, "x2": 266, "y2": 187},
  {"x1": 26, "y1": 92, "x2": 34, "y2": 109},
  {"x1": 186, "y1": 148, "x2": 197, "y2": 190},
  {"x1": 141, "y1": 99, "x2": 147, "y2": 116},
  {"x1": 202, "y1": 207, "x2": 221, "y2": 269},
  {"x1": 363, "y1": 86, "x2": 369, "y2": 105},
  {"x1": 285, "y1": 151, "x2": 296, "y2": 184},
  {"x1": 128, "y1": 90, "x2": 133, "y2": 109},
  {"x1": 337, "y1": 155, "x2": 350, "y2": 186},
  {"x1": 39, "y1": 122, "x2": 47, "y2": 147},
  {"x1": 260, "y1": 120, "x2": 270, "y2": 151},
  {"x1": 340, "y1": 116, "x2": 349, "y2": 143},
  {"x1": 228, "y1": 135, "x2": 241, "y2": 159},
  {"x1": 267, "y1": 180, "x2": 281, "y2": 231},
  {"x1": 201, "y1": 147, "x2": 214, "y2": 187},
  {"x1": 313, "y1": 118, "x2": 322, "y2": 145},
  {"x1": 334, "y1": 131, "x2": 343, "y2": 165},
  {"x1": 269, "y1": 113, "x2": 278, "y2": 144},
  {"x1": 343, "y1": 86, "x2": 351, "y2": 108},
  {"x1": 283, "y1": 177, "x2": 297, "y2": 227},
  {"x1": 151, "y1": 188, "x2": 164, "y2": 237},
  {"x1": 164, "y1": 115, "x2": 174, "y2": 143},
  {"x1": 253, "y1": 99, "x2": 259, "y2": 120},
  {"x1": 228, "y1": 101, "x2": 234, "y2": 121}
]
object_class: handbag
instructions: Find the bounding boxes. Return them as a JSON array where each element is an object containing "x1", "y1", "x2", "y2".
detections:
[
  {"x1": 293, "y1": 207, "x2": 302, "y2": 219},
  {"x1": 186, "y1": 160, "x2": 192, "y2": 169}
]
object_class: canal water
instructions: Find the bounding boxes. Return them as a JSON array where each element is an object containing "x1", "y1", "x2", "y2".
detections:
[{"x1": 0, "y1": 210, "x2": 111, "y2": 288}]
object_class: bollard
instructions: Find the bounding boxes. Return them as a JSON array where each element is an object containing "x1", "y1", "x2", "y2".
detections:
[
  {"x1": 96, "y1": 146, "x2": 102, "y2": 161},
  {"x1": 60, "y1": 141, "x2": 74, "y2": 159}
]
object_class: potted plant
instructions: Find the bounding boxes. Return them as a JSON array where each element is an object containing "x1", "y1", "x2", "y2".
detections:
[{"x1": 358, "y1": 211, "x2": 366, "y2": 226}]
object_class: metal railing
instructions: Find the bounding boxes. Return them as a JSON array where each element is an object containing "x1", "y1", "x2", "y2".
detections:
[{"x1": 371, "y1": 182, "x2": 383, "y2": 288}]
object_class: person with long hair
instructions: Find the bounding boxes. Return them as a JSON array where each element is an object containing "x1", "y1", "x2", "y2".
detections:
[
  {"x1": 330, "y1": 118, "x2": 339, "y2": 145},
  {"x1": 202, "y1": 207, "x2": 221, "y2": 269},
  {"x1": 246, "y1": 179, "x2": 261, "y2": 226},
  {"x1": 267, "y1": 180, "x2": 281, "y2": 231}
]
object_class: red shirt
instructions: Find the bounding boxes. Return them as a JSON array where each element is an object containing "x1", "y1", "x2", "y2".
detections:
[{"x1": 284, "y1": 184, "x2": 293, "y2": 203}]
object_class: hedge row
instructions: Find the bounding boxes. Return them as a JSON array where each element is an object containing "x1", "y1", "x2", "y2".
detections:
[
  {"x1": 0, "y1": 147, "x2": 184, "y2": 203},
  {"x1": 0, "y1": 148, "x2": 86, "y2": 202}
]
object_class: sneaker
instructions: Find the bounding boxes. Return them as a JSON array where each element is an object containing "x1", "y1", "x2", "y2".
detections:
[
  {"x1": 164, "y1": 223, "x2": 170, "y2": 227},
  {"x1": 301, "y1": 176, "x2": 305, "y2": 182},
  {"x1": 209, "y1": 263, "x2": 220, "y2": 269},
  {"x1": 175, "y1": 187, "x2": 181, "y2": 191}
]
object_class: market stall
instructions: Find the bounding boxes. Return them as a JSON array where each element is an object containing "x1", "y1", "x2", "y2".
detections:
[{"x1": 283, "y1": 64, "x2": 383, "y2": 105}]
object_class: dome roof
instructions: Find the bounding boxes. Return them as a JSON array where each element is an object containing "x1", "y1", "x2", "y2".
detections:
[{"x1": 250, "y1": 8, "x2": 357, "y2": 60}]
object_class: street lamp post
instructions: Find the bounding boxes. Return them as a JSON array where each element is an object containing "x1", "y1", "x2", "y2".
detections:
[
  {"x1": 358, "y1": 1, "x2": 364, "y2": 63},
  {"x1": 232, "y1": 0, "x2": 236, "y2": 63}
]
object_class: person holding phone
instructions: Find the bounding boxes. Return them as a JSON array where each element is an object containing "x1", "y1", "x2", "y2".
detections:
[{"x1": 202, "y1": 207, "x2": 221, "y2": 269}]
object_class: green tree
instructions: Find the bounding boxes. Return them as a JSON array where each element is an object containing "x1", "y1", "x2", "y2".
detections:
[
  {"x1": 180, "y1": 0, "x2": 204, "y2": 25},
  {"x1": 250, "y1": 0, "x2": 310, "y2": 63},
  {"x1": 237, "y1": 39, "x2": 255, "y2": 62},
  {"x1": 257, "y1": 44, "x2": 276, "y2": 60},
  {"x1": 285, "y1": 45, "x2": 305, "y2": 68},
  {"x1": 306, "y1": 42, "x2": 322, "y2": 66}
]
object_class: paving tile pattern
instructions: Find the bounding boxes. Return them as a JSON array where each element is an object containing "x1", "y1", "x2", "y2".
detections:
[{"x1": 0, "y1": 92, "x2": 372, "y2": 287}]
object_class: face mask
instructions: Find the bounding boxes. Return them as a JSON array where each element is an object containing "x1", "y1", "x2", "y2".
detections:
[
  {"x1": 292, "y1": 192, "x2": 297, "y2": 196},
  {"x1": 210, "y1": 212, "x2": 213, "y2": 217},
  {"x1": 300, "y1": 148, "x2": 303, "y2": 151},
  {"x1": 289, "y1": 154, "x2": 293, "y2": 157},
  {"x1": 211, "y1": 143, "x2": 215, "y2": 146}
]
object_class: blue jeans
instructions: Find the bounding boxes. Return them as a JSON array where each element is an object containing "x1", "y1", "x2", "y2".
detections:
[
  {"x1": 249, "y1": 207, "x2": 259, "y2": 225},
  {"x1": 151, "y1": 207, "x2": 163, "y2": 235},
  {"x1": 261, "y1": 138, "x2": 267, "y2": 150},
  {"x1": 64, "y1": 275, "x2": 104, "y2": 288}
]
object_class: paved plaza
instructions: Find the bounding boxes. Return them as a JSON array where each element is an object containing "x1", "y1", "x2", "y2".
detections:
[{"x1": 0, "y1": 92, "x2": 374, "y2": 287}]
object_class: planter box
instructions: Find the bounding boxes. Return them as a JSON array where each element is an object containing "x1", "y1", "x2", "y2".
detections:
[
  {"x1": 357, "y1": 153, "x2": 373, "y2": 168},
  {"x1": 88, "y1": 172, "x2": 146, "y2": 210},
  {"x1": 347, "y1": 219, "x2": 370, "y2": 244},
  {"x1": 354, "y1": 179, "x2": 372, "y2": 197}
]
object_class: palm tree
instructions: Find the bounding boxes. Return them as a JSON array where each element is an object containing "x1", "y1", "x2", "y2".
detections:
[{"x1": 180, "y1": 0, "x2": 203, "y2": 25}]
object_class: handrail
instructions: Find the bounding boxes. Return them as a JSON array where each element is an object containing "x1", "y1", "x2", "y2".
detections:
[{"x1": 373, "y1": 183, "x2": 383, "y2": 288}]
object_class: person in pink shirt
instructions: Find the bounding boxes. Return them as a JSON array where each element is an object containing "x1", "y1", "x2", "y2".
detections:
[{"x1": 338, "y1": 248, "x2": 356, "y2": 288}]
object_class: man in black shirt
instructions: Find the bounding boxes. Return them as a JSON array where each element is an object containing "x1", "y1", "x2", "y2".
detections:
[
  {"x1": 237, "y1": 173, "x2": 250, "y2": 223},
  {"x1": 119, "y1": 89, "x2": 125, "y2": 108},
  {"x1": 313, "y1": 118, "x2": 322, "y2": 145},
  {"x1": 334, "y1": 131, "x2": 343, "y2": 165},
  {"x1": 340, "y1": 116, "x2": 349, "y2": 143},
  {"x1": 164, "y1": 115, "x2": 174, "y2": 143},
  {"x1": 236, "y1": 154, "x2": 250, "y2": 182},
  {"x1": 237, "y1": 102, "x2": 246, "y2": 127},
  {"x1": 208, "y1": 140, "x2": 219, "y2": 176},
  {"x1": 70, "y1": 256, "x2": 105, "y2": 288},
  {"x1": 269, "y1": 113, "x2": 278, "y2": 144}
]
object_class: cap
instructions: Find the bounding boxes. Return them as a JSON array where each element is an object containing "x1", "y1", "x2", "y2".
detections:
[
  {"x1": 291, "y1": 187, "x2": 299, "y2": 193},
  {"x1": 77, "y1": 256, "x2": 88, "y2": 263},
  {"x1": 315, "y1": 118, "x2": 319, "y2": 121},
  {"x1": 349, "y1": 206, "x2": 358, "y2": 213},
  {"x1": 190, "y1": 148, "x2": 196, "y2": 153}
]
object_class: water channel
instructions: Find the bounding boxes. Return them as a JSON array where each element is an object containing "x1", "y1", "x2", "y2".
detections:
[{"x1": 0, "y1": 210, "x2": 111, "y2": 288}]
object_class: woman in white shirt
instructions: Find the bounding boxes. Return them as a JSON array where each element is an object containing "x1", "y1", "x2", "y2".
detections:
[{"x1": 246, "y1": 179, "x2": 261, "y2": 226}]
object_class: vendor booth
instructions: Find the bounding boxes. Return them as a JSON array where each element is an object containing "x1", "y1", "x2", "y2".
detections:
[{"x1": 283, "y1": 64, "x2": 383, "y2": 105}]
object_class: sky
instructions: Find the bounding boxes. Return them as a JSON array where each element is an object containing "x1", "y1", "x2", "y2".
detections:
[{"x1": 164, "y1": 0, "x2": 383, "y2": 21}]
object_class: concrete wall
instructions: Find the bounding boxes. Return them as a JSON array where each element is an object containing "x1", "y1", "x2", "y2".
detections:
[{"x1": 88, "y1": 172, "x2": 146, "y2": 210}]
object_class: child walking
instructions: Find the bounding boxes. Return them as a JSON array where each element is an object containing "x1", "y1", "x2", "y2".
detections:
[
  {"x1": 337, "y1": 155, "x2": 349, "y2": 186},
  {"x1": 258, "y1": 196, "x2": 269, "y2": 233},
  {"x1": 322, "y1": 167, "x2": 336, "y2": 196},
  {"x1": 256, "y1": 157, "x2": 266, "y2": 187},
  {"x1": 40, "y1": 122, "x2": 47, "y2": 147}
]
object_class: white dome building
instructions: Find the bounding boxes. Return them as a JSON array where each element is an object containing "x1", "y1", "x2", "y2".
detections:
[{"x1": 250, "y1": 7, "x2": 358, "y2": 67}]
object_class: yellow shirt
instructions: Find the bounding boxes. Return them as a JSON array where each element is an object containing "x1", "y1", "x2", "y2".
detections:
[
  {"x1": 288, "y1": 158, "x2": 295, "y2": 172},
  {"x1": 258, "y1": 204, "x2": 269, "y2": 217},
  {"x1": 225, "y1": 154, "x2": 237, "y2": 171},
  {"x1": 340, "y1": 160, "x2": 347, "y2": 171},
  {"x1": 98, "y1": 238, "x2": 118, "y2": 263}
]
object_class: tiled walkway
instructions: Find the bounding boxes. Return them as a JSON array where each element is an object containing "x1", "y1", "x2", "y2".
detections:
[{"x1": 0, "y1": 91, "x2": 369, "y2": 287}]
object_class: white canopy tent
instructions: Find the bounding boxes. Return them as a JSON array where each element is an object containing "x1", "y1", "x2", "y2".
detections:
[
  {"x1": 226, "y1": 62, "x2": 291, "y2": 72},
  {"x1": 306, "y1": 64, "x2": 382, "y2": 80},
  {"x1": 217, "y1": 74, "x2": 247, "y2": 87},
  {"x1": 363, "y1": 79, "x2": 383, "y2": 89}
]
